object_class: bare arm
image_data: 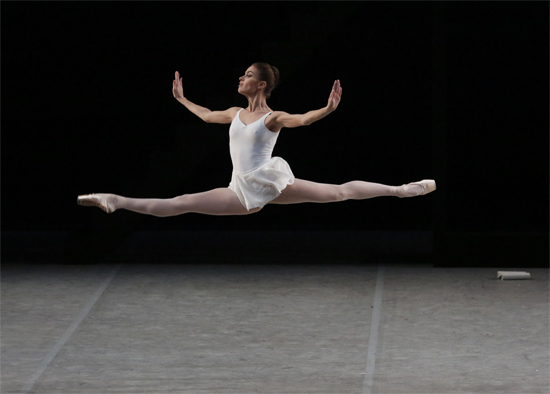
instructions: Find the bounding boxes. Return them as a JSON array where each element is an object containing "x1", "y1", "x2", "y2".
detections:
[
  {"x1": 271, "y1": 80, "x2": 343, "y2": 129},
  {"x1": 172, "y1": 71, "x2": 239, "y2": 124}
]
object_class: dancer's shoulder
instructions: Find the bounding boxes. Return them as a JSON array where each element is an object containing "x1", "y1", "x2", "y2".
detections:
[
  {"x1": 269, "y1": 110, "x2": 290, "y2": 120},
  {"x1": 267, "y1": 111, "x2": 309, "y2": 129},
  {"x1": 205, "y1": 107, "x2": 241, "y2": 124}
]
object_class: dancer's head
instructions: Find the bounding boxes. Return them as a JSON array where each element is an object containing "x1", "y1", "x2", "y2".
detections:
[{"x1": 238, "y1": 63, "x2": 280, "y2": 99}]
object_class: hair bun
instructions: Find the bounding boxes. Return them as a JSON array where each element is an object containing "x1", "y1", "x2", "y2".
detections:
[
  {"x1": 271, "y1": 66, "x2": 280, "y2": 87},
  {"x1": 252, "y1": 62, "x2": 280, "y2": 99}
]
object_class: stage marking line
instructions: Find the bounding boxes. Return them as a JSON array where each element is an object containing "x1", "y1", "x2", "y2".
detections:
[
  {"x1": 362, "y1": 264, "x2": 385, "y2": 394},
  {"x1": 21, "y1": 264, "x2": 122, "y2": 394}
]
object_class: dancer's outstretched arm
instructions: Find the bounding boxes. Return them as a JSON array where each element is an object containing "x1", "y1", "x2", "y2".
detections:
[
  {"x1": 270, "y1": 80, "x2": 343, "y2": 129},
  {"x1": 172, "y1": 71, "x2": 239, "y2": 124}
]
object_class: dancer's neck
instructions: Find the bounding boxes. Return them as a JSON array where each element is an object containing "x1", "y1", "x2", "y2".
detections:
[{"x1": 245, "y1": 93, "x2": 270, "y2": 113}]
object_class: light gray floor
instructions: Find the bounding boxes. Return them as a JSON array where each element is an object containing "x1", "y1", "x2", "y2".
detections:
[{"x1": 1, "y1": 263, "x2": 548, "y2": 394}]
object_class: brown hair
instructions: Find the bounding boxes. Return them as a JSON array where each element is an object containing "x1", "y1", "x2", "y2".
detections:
[{"x1": 252, "y1": 62, "x2": 280, "y2": 99}]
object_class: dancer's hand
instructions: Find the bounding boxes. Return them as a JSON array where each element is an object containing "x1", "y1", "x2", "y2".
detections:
[
  {"x1": 326, "y1": 80, "x2": 342, "y2": 112},
  {"x1": 172, "y1": 71, "x2": 185, "y2": 100}
]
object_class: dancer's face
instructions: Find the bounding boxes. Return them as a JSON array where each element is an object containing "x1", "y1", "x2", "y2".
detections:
[{"x1": 238, "y1": 66, "x2": 266, "y2": 96}]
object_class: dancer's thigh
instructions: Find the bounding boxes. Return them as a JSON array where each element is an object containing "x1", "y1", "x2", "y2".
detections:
[
  {"x1": 270, "y1": 179, "x2": 343, "y2": 205},
  {"x1": 180, "y1": 188, "x2": 260, "y2": 215}
]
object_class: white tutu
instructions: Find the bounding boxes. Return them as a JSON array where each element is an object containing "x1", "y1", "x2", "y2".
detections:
[{"x1": 229, "y1": 156, "x2": 295, "y2": 210}]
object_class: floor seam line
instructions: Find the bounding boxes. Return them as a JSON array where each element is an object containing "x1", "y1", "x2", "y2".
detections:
[
  {"x1": 362, "y1": 264, "x2": 385, "y2": 394},
  {"x1": 21, "y1": 264, "x2": 122, "y2": 394}
]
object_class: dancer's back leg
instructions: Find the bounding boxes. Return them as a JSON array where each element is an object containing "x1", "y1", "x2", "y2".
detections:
[
  {"x1": 79, "y1": 188, "x2": 259, "y2": 217},
  {"x1": 270, "y1": 179, "x2": 432, "y2": 205}
]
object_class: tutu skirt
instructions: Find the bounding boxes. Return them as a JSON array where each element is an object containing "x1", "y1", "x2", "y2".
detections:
[{"x1": 229, "y1": 157, "x2": 295, "y2": 210}]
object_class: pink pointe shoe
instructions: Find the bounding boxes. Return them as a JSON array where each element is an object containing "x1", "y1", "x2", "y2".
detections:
[
  {"x1": 77, "y1": 194, "x2": 115, "y2": 213},
  {"x1": 400, "y1": 179, "x2": 436, "y2": 198}
]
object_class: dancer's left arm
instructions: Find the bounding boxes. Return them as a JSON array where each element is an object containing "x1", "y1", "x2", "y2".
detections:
[{"x1": 271, "y1": 80, "x2": 342, "y2": 129}]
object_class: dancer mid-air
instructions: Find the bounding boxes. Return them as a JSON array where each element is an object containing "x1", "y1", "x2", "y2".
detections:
[{"x1": 77, "y1": 63, "x2": 435, "y2": 216}]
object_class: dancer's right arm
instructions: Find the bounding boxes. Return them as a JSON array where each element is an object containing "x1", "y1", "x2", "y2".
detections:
[{"x1": 172, "y1": 71, "x2": 239, "y2": 124}]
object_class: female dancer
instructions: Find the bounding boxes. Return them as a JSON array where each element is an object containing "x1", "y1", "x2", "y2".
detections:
[{"x1": 77, "y1": 63, "x2": 435, "y2": 216}]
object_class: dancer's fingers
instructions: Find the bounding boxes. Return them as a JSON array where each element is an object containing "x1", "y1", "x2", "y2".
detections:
[
  {"x1": 332, "y1": 81, "x2": 339, "y2": 95},
  {"x1": 335, "y1": 80, "x2": 342, "y2": 96}
]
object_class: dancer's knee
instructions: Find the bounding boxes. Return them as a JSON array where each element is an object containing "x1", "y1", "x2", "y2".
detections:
[
  {"x1": 334, "y1": 185, "x2": 350, "y2": 202},
  {"x1": 149, "y1": 195, "x2": 189, "y2": 217},
  {"x1": 319, "y1": 185, "x2": 348, "y2": 202}
]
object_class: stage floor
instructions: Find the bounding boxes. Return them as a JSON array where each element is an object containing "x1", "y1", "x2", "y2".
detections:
[{"x1": 2, "y1": 263, "x2": 548, "y2": 394}]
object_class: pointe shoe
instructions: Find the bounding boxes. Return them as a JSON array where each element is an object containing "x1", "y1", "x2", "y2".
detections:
[
  {"x1": 401, "y1": 179, "x2": 436, "y2": 197},
  {"x1": 77, "y1": 194, "x2": 115, "y2": 213}
]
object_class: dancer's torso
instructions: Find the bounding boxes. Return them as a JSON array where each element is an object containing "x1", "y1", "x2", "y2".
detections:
[{"x1": 229, "y1": 109, "x2": 279, "y2": 173}]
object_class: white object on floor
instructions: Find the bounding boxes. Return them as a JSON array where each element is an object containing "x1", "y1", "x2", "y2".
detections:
[{"x1": 497, "y1": 271, "x2": 531, "y2": 280}]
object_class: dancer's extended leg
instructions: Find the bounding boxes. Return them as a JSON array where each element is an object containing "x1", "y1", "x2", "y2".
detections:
[
  {"x1": 78, "y1": 188, "x2": 260, "y2": 216},
  {"x1": 270, "y1": 179, "x2": 433, "y2": 205}
]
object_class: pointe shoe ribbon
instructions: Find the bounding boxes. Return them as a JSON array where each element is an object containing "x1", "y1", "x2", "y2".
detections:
[
  {"x1": 401, "y1": 179, "x2": 436, "y2": 197},
  {"x1": 77, "y1": 194, "x2": 115, "y2": 213}
]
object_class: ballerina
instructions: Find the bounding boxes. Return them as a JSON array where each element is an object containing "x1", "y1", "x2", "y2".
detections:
[{"x1": 77, "y1": 62, "x2": 435, "y2": 216}]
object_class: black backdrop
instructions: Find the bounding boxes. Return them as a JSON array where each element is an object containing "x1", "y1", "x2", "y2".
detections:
[{"x1": 2, "y1": 2, "x2": 548, "y2": 266}]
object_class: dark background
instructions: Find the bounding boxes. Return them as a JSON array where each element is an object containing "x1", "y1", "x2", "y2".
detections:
[{"x1": 2, "y1": 2, "x2": 548, "y2": 267}]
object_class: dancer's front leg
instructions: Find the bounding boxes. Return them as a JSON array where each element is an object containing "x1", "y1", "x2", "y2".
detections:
[{"x1": 78, "y1": 188, "x2": 259, "y2": 217}]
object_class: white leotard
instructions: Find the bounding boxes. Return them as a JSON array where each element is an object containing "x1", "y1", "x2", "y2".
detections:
[
  {"x1": 228, "y1": 109, "x2": 294, "y2": 210},
  {"x1": 229, "y1": 109, "x2": 279, "y2": 173}
]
